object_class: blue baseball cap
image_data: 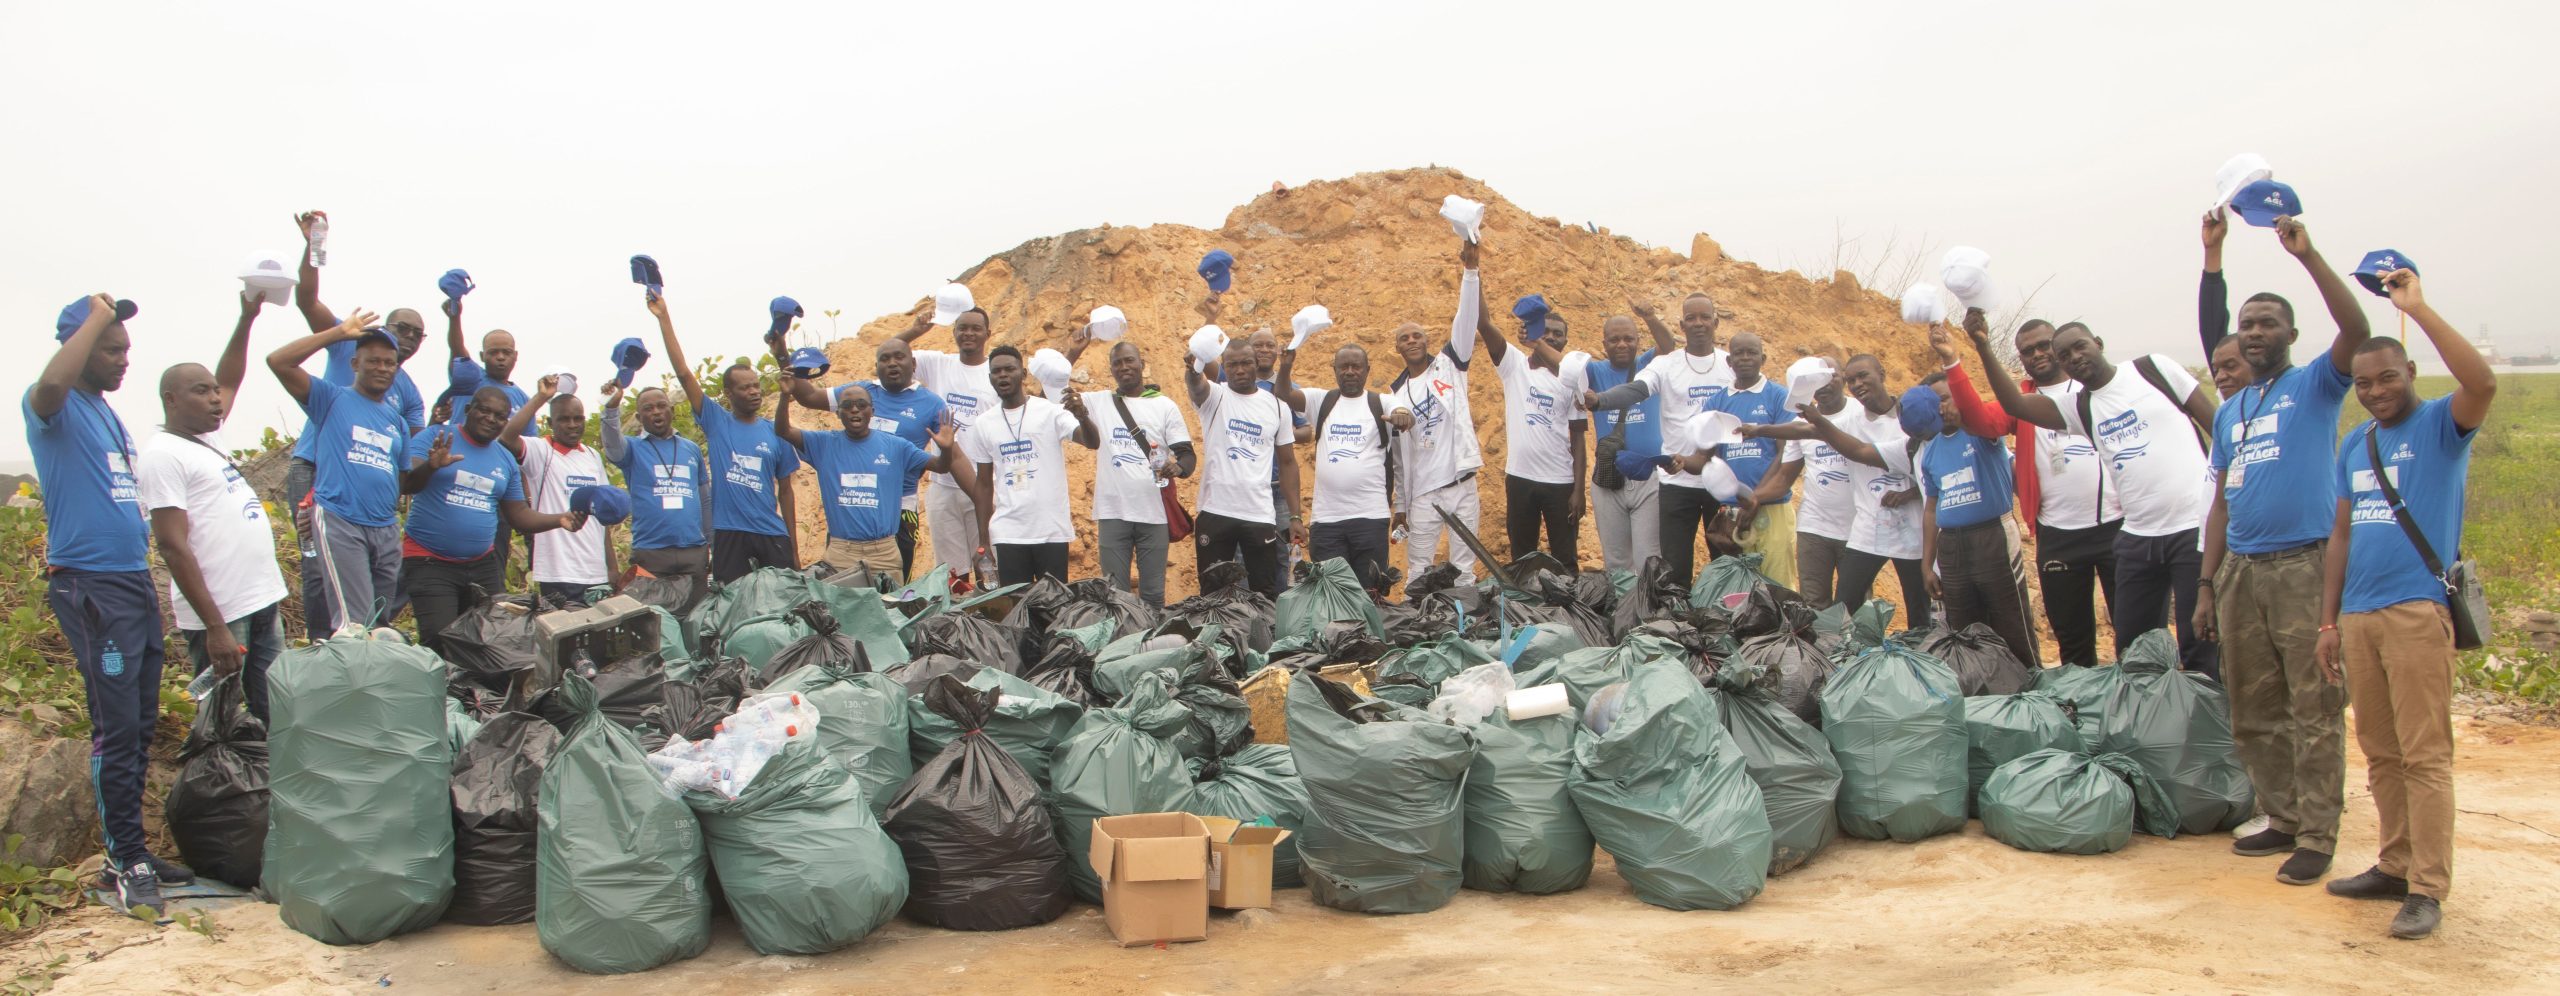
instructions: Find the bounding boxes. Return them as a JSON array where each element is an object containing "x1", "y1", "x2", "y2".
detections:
[
  {"x1": 1898, "y1": 385, "x2": 1943, "y2": 438},
  {"x1": 446, "y1": 355, "x2": 486, "y2": 398},
  {"x1": 1512, "y1": 294, "x2": 1552, "y2": 341},
  {"x1": 570, "y1": 484, "x2": 632, "y2": 526},
  {"x1": 2352, "y1": 249, "x2": 2417, "y2": 298},
  {"x1": 788, "y1": 346, "x2": 830, "y2": 379},
  {"x1": 629, "y1": 254, "x2": 663, "y2": 300},
  {"x1": 611, "y1": 337, "x2": 651, "y2": 387},
  {"x1": 438, "y1": 268, "x2": 474, "y2": 303},
  {"x1": 353, "y1": 326, "x2": 401, "y2": 351},
  {"x1": 1197, "y1": 249, "x2": 1236, "y2": 293},
  {"x1": 2229, "y1": 179, "x2": 2302, "y2": 228},
  {"x1": 768, "y1": 296, "x2": 803, "y2": 338},
  {"x1": 55, "y1": 296, "x2": 138, "y2": 342}
]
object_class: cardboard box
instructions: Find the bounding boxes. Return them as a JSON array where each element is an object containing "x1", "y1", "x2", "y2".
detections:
[
  {"x1": 1200, "y1": 816, "x2": 1294, "y2": 910},
  {"x1": 1088, "y1": 813, "x2": 1211, "y2": 946}
]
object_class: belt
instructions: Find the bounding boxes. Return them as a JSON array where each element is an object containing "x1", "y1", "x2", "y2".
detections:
[{"x1": 2233, "y1": 539, "x2": 2325, "y2": 563}]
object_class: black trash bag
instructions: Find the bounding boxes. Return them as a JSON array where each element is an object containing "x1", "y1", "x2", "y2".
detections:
[
  {"x1": 1610, "y1": 557, "x2": 1693, "y2": 641},
  {"x1": 1729, "y1": 583, "x2": 1817, "y2": 641},
  {"x1": 441, "y1": 593, "x2": 544, "y2": 694},
  {"x1": 1162, "y1": 566, "x2": 1277, "y2": 653},
  {"x1": 1504, "y1": 570, "x2": 1613, "y2": 649},
  {"x1": 906, "y1": 609, "x2": 1025, "y2": 676},
  {"x1": 1380, "y1": 596, "x2": 1461, "y2": 648},
  {"x1": 164, "y1": 673, "x2": 268, "y2": 890},
  {"x1": 1570, "y1": 571, "x2": 1621, "y2": 618},
  {"x1": 649, "y1": 652, "x2": 750, "y2": 743},
  {"x1": 448, "y1": 711, "x2": 563, "y2": 925},
  {"x1": 1736, "y1": 630, "x2": 1832, "y2": 726},
  {"x1": 1023, "y1": 622, "x2": 1112, "y2": 707},
  {"x1": 588, "y1": 652, "x2": 668, "y2": 741},
  {"x1": 1267, "y1": 620, "x2": 1391, "y2": 675},
  {"x1": 1923, "y1": 624, "x2": 2036, "y2": 697},
  {"x1": 998, "y1": 575, "x2": 1076, "y2": 638},
  {"x1": 1405, "y1": 561, "x2": 1466, "y2": 597},
  {"x1": 1169, "y1": 648, "x2": 1255, "y2": 761},
  {"x1": 881, "y1": 677, "x2": 1072, "y2": 931},
  {"x1": 1043, "y1": 578, "x2": 1160, "y2": 638},
  {"x1": 447, "y1": 682, "x2": 508, "y2": 722},
  {"x1": 1891, "y1": 622, "x2": 1955, "y2": 653},
  {"x1": 759, "y1": 602, "x2": 864, "y2": 687},
  {"x1": 620, "y1": 573, "x2": 700, "y2": 622}
]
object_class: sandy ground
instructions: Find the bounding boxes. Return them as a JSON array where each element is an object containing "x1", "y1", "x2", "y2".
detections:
[{"x1": 11, "y1": 715, "x2": 2556, "y2": 996}]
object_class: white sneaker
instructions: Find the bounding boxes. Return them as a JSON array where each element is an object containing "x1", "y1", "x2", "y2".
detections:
[{"x1": 2233, "y1": 813, "x2": 2271, "y2": 838}]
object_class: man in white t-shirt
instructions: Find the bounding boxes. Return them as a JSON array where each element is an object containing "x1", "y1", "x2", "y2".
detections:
[
  {"x1": 138, "y1": 294, "x2": 289, "y2": 723},
  {"x1": 1187, "y1": 333, "x2": 1304, "y2": 599},
  {"x1": 1077, "y1": 340, "x2": 1195, "y2": 606},
  {"x1": 957, "y1": 345, "x2": 1100, "y2": 586},
  {"x1": 1970, "y1": 322, "x2": 2218, "y2": 671},
  {"x1": 895, "y1": 304, "x2": 1001, "y2": 577},
  {"x1": 1750, "y1": 354, "x2": 1930, "y2": 624},
  {"x1": 1275, "y1": 340, "x2": 1413, "y2": 591},
  {"x1": 1780, "y1": 377, "x2": 1854, "y2": 604},
  {"x1": 504, "y1": 376, "x2": 616, "y2": 607},
  {"x1": 1388, "y1": 239, "x2": 1489, "y2": 583},
  {"x1": 1582, "y1": 292, "x2": 1735, "y2": 585},
  {"x1": 1484, "y1": 292, "x2": 1588, "y2": 570}
]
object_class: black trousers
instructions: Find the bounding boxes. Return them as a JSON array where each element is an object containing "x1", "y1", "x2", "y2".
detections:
[
  {"x1": 2036, "y1": 519, "x2": 2121, "y2": 667},
  {"x1": 712, "y1": 529, "x2": 797, "y2": 583},
  {"x1": 2113, "y1": 527, "x2": 2217, "y2": 679},
  {"x1": 1309, "y1": 517, "x2": 1392, "y2": 592},
  {"x1": 1837, "y1": 546, "x2": 1935, "y2": 629},
  {"x1": 995, "y1": 542, "x2": 1070, "y2": 586},
  {"x1": 1936, "y1": 519, "x2": 2039, "y2": 669},
  {"x1": 1505, "y1": 474, "x2": 1579, "y2": 571},
  {"x1": 1196, "y1": 511, "x2": 1283, "y2": 599},
  {"x1": 1657, "y1": 483, "x2": 1720, "y2": 587},
  {"x1": 402, "y1": 550, "x2": 505, "y2": 655}
]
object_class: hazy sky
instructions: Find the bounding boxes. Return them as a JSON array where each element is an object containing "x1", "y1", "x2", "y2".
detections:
[{"x1": 6, "y1": 0, "x2": 2554, "y2": 465}]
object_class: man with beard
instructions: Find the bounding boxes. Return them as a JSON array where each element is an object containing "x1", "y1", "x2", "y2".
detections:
[
  {"x1": 1274, "y1": 338, "x2": 1412, "y2": 592},
  {"x1": 601, "y1": 379, "x2": 709, "y2": 607},
  {"x1": 1388, "y1": 239, "x2": 1490, "y2": 583},
  {"x1": 401, "y1": 386, "x2": 581, "y2": 648},
  {"x1": 648, "y1": 293, "x2": 800, "y2": 581},
  {"x1": 1482, "y1": 291, "x2": 1587, "y2": 569},
  {"x1": 1562, "y1": 312, "x2": 1673, "y2": 573},
  {"x1": 1188, "y1": 333, "x2": 1305, "y2": 598},
  {"x1": 503, "y1": 377, "x2": 614, "y2": 607},
  {"x1": 961, "y1": 346, "x2": 1100, "y2": 585},
  {"x1": 2194, "y1": 213, "x2": 2372, "y2": 887},
  {"x1": 774, "y1": 380, "x2": 958, "y2": 585},
  {"x1": 1068, "y1": 334, "x2": 1196, "y2": 607},
  {"x1": 1704, "y1": 331, "x2": 1799, "y2": 586},
  {"x1": 1582, "y1": 292, "x2": 1736, "y2": 585},
  {"x1": 897, "y1": 304, "x2": 1001, "y2": 577},
  {"x1": 282, "y1": 211, "x2": 428, "y2": 637}
]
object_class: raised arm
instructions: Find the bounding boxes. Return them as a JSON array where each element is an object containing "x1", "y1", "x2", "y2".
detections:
[
  {"x1": 32, "y1": 294, "x2": 121, "y2": 420},
  {"x1": 292, "y1": 212, "x2": 337, "y2": 333},
  {"x1": 893, "y1": 307, "x2": 935, "y2": 345},
  {"x1": 1800, "y1": 406, "x2": 1885, "y2": 468},
  {"x1": 2200, "y1": 209, "x2": 2230, "y2": 356},
  {"x1": 1476, "y1": 284, "x2": 1512, "y2": 366},
  {"x1": 768, "y1": 333, "x2": 830, "y2": 411},
  {"x1": 1449, "y1": 241, "x2": 1482, "y2": 359},
  {"x1": 1272, "y1": 348, "x2": 1309, "y2": 412},
  {"x1": 444, "y1": 295, "x2": 470, "y2": 363},
  {"x1": 1965, "y1": 315, "x2": 2064, "y2": 430},
  {"x1": 1628, "y1": 298, "x2": 1676, "y2": 355},
  {"x1": 217, "y1": 293, "x2": 262, "y2": 399},
  {"x1": 1581, "y1": 379, "x2": 1653, "y2": 412},
  {"x1": 1060, "y1": 389, "x2": 1101, "y2": 450},
  {"x1": 771, "y1": 385, "x2": 805, "y2": 448},
  {"x1": 2386, "y1": 269, "x2": 2494, "y2": 431},
  {"x1": 1941, "y1": 316, "x2": 2014, "y2": 438},
  {"x1": 648, "y1": 295, "x2": 709, "y2": 414},
  {"x1": 498, "y1": 374, "x2": 559, "y2": 457},
  {"x1": 598, "y1": 382, "x2": 629, "y2": 462},
  {"x1": 924, "y1": 420, "x2": 960, "y2": 474},
  {"x1": 2273, "y1": 218, "x2": 2374, "y2": 373},
  {"x1": 267, "y1": 310, "x2": 375, "y2": 406}
]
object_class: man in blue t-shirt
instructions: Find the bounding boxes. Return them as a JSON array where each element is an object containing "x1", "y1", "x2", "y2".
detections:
[
  {"x1": 2195, "y1": 216, "x2": 2373, "y2": 887},
  {"x1": 270, "y1": 309, "x2": 411, "y2": 633},
  {"x1": 2314, "y1": 269, "x2": 2492, "y2": 942},
  {"x1": 1917, "y1": 334, "x2": 2036, "y2": 670},
  {"x1": 1569, "y1": 314, "x2": 1669, "y2": 573},
  {"x1": 601, "y1": 379, "x2": 710, "y2": 607},
  {"x1": 398, "y1": 386, "x2": 580, "y2": 650},
  {"x1": 774, "y1": 336, "x2": 951, "y2": 580},
  {"x1": 1706, "y1": 332, "x2": 1803, "y2": 588},
  {"x1": 646, "y1": 293, "x2": 800, "y2": 582},
  {"x1": 27, "y1": 292, "x2": 184, "y2": 914},
  {"x1": 774, "y1": 385, "x2": 955, "y2": 585}
]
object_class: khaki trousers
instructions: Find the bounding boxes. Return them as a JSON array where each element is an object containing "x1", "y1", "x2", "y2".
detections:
[
  {"x1": 2340, "y1": 599, "x2": 2458, "y2": 899},
  {"x1": 820, "y1": 534, "x2": 906, "y2": 586}
]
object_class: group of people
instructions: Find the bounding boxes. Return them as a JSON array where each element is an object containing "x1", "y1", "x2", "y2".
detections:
[{"x1": 31, "y1": 205, "x2": 2486, "y2": 940}]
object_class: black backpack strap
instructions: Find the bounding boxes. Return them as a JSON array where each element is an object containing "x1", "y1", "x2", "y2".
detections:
[
  {"x1": 2365, "y1": 425, "x2": 2452, "y2": 585},
  {"x1": 1369, "y1": 391, "x2": 1397, "y2": 509},
  {"x1": 2133, "y1": 355, "x2": 2208, "y2": 449}
]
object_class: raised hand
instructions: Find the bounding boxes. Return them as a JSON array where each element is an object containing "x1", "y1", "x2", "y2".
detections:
[
  {"x1": 2382, "y1": 269, "x2": 2426, "y2": 314},
  {"x1": 1061, "y1": 386, "x2": 1089, "y2": 418},
  {"x1": 427, "y1": 430, "x2": 463, "y2": 469},
  {"x1": 2275, "y1": 216, "x2": 2315, "y2": 258},
  {"x1": 1628, "y1": 297, "x2": 1658, "y2": 322},
  {"x1": 645, "y1": 293, "x2": 669, "y2": 321},
  {"x1": 600, "y1": 380, "x2": 624, "y2": 407},
  {"x1": 2202, "y1": 208, "x2": 2228, "y2": 252},
  {"x1": 441, "y1": 297, "x2": 461, "y2": 319},
  {"x1": 536, "y1": 373, "x2": 561, "y2": 399},
  {"x1": 1961, "y1": 306, "x2": 1991, "y2": 343},
  {"x1": 1459, "y1": 239, "x2": 1481, "y2": 269},
  {"x1": 1929, "y1": 322, "x2": 1960, "y2": 366},
  {"x1": 430, "y1": 397, "x2": 453, "y2": 425},
  {"x1": 295, "y1": 210, "x2": 327, "y2": 241},
  {"x1": 334, "y1": 309, "x2": 381, "y2": 339},
  {"x1": 1194, "y1": 295, "x2": 1221, "y2": 324}
]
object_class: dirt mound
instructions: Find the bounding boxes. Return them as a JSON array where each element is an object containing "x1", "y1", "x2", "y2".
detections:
[{"x1": 793, "y1": 167, "x2": 1934, "y2": 600}]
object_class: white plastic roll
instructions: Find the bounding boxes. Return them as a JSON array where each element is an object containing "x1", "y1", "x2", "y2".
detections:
[{"x1": 1507, "y1": 684, "x2": 1569, "y2": 721}]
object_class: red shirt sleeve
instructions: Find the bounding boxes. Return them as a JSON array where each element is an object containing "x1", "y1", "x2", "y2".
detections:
[{"x1": 1945, "y1": 361, "x2": 2040, "y2": 538}]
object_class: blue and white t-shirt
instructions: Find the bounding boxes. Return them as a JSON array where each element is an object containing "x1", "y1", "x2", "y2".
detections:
[
  {"x1": 2213, "y1": 359, "x2": 2351, "y2": 553},
  {"x1": 799, "y1": 430, "x2": 931, "y2": 543},
  {"x1": 22, "y1": 388, "x2": 148, "y2": 572},
  {"x1": 698, "y1": 400, "x2": 799, "y2": 537},
  {"x1": 1918, "y1": 430, "x2": 2016, "y2": 531},
  {"x1": 403, "y1": 426, "x2": 523, "y2": 561},
  {"x1": 302, "y1": 378, "x2": 408, "y2": 527},
  {"x1": 859, "y1": 382, "x2": 946, "y2": 505},
  {"x1": 958, "y1": 396, "x2": 1084, "y2": 545},
  {"x1": 2336, "y1": 396, "x2": 2475, "y2": 614},
  {"x1": 1566, "y1": 350, "x2": 1662, "y2": 482},
  {"x1": 1707, "y1": 376, "x2": 1798, "y2": 503},
  {"x1": 290, "y1": 339, "x2": 424, "y2": 464},
  {"x1": 610, "y1": 431, "x2": 706, "y2": 551}
]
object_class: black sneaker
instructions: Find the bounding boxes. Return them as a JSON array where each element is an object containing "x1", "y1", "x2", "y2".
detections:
[
  {"x1": 2390, "y1": 895, "x2": 2442, "y2": 939},
  {"x1": 2276, "y1": 849, "x2": 2332, "y2": 885},
  {"x1": 2327, "y1": 866, "x2": 2410, "y2": 900},
  {"x1": 107, "y1": 863, "x2": 164, "y2": 919},
  {"x1": 2232, "y1": 828, "x2": 2297, "y2": 857},
  {"x1": 142, "y1": 852, "x2": 196, "y2": 887}
]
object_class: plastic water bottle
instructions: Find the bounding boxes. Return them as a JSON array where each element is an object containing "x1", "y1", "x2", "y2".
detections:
[
  {"x1": 187, "y1": 669, "x2": 221, "y2": 702},
  {"x1": 305, "y1": 214, "x2": 329, "y2": 267}
]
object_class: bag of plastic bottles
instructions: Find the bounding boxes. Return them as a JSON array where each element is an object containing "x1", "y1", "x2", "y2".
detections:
[
  {"x1": 761, "y1": 643, "x2": 911, "y2": 819},
  {"x1": 683, "y1": 730, "x2": 907, "y2": 955},
  {"x1": 1442, "y1": 666, "x2": 1592, "y2": 895},
  {"x1": 265, "y1": 630, "x2": 454, "y2": 944}
]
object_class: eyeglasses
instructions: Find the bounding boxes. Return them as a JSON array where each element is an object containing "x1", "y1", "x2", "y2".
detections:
[{"x1": 386, "y1": 322, "x2": 425, "y2": 337}]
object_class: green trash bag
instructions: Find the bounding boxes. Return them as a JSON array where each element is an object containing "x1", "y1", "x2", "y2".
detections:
[
  {"x1": 1819, "y1": 639, "x2": 1967, "y2": 842},
  {"x1": 1472, "y1": 622, "x2": 1586, "y2": 675},
  {"x1": 762, "y1": 644, "x2": 913, "y2": 819},
  {"x1": 1378, "y1": 634, "x2": 1495, "y2": 694},
  {"x1": 1568, "y1": 661, "x2": 1773, "y2": 910},
  {"x1": 444, "y1": 694, "x2": 484, "y2": 756},
  {"x1": 265, "y1": 631, "x2": 454, "y2": 944},
  {"x1": 1978, "y1": 749, "x2": 2181, "y2": 854},
  {"x1": 2033, "y1": 662, "x2": 2124, "y2": 749},
  {"x1": 1688, "y1": 553, "x2": 1772, "y2": 609},
  {"x1": 1052, "y1": 672, "x2": 1199, "y2": 903},
  {"x1": 1514, "y1": 632, "x2": 1685, "y2": 709},
  {"x1": 536, "y1": 674, "x2": 710, "y2": 974},
  {"x1": 2097, "y1": 630, "x2": 2255, "y2": 835},
  {"x1": 1704, "y1": 662, "x2": 1842, "y2": 876},
  {"x1": 1286, "y1": 669, "x2": 1476, "y2": 914},
  {"x1": 1095, "y1": 634, "x2": 1252, "y2": 761},
  {"x1": 896, "y1": 659, "x2": 1083, "y2": 789},
  {"x1": 806, "y1": 580, "x2": 915, "y2": 670},
  {"x1": 1276, "y1": 557, "x2": 1385, "y2": 638},
  {"x1": 1963, "y1": 692, "x2": 2083, "y2": 814},
  {"x1": 685, "y1": 737, "x2": 908, "y2": 955},
  {"x1": 1185, "y1": 744, "x2": 1313, "y2": 888},
  {"x1": 1450, "y1": 679, "x2": 1592, "y2": 895}
]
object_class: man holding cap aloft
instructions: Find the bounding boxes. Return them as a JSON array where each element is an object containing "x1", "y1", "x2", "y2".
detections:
[
  {"x1": 601, "y1": 376, "x2": 711, "y2": 610},
  {"x1": 895, "y1": 297, "x2": 1001, "y2": 579},
  {"x1": 502, "y1": 375, "x2": 614, "y2": 607},
  {"x1": 647, "y1": 293, "x2": 801, "y2": 581},
  {"x1": 1389, "y1": 238, "x2": 1492, "y2": 583},
  {"x1": 268, "y1": 307, "x2": 410, "y2": 633},
  {"x1": 774, "y1": 382, "x2": 958, "y2": 585}
]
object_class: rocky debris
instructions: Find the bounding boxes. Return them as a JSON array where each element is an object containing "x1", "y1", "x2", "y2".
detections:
[{"x1": 1, "y1": 718, "x2": 99, "y2": 867}]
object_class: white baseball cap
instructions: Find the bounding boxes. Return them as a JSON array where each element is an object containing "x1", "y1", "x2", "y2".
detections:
[
  {"x1": 1689, "y1": 410, "x2": 1744, "y2": 451},
  {"x1": 1698, "y1": 456, "x2": 1745, "y2": 504},
  {"x1": 1088, "y1": 305, "x2": 1128, "y2": 342},
  {"x1": 931, "y1": 283, "x2": 976, "y2": 326},
  {"x1": 1782, "y1": 356, "x2": 1835, "y2": 412},
  {"x1": 1290, "y1": 304, "x2": 1334, "y2": 349},
  {"x1": 1440, "y1": 195, "x2": 1486, "y2": 244},
  {"x1": 1028, "y1": 348, "x2": 1073, "y2": 398},
  {"x1": 1900, "y1": 282, "x2": 1949, "y2": 325},
  {"x1": 2213, "y1": 153, "x2": 2273, "y2": 215},
  {"x1": 240, "y1": 251, "x2": 296, "y2": 305},
  {"x1": 1941, "y1": 247, "x2": 1993, "y2": 308},
  {"x1": 1188, "y1": 324, "x2": 1230, "y2": 368}
]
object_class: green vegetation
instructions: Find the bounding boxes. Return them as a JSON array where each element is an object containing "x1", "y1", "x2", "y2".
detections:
[{"x1": 0, "y1": 835, "x2": 81, "y2": 932}]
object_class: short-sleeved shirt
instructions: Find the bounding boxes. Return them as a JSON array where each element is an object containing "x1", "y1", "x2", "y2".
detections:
[
  {"x1": 1303, "y1": 387, "x2": 1412, "y2": 523},
  {"x1": 523, "y1": 440, "x2": 610, "y2": 584},
  {"x1": 1567, "y1": 350, "x2": 1663, "y2": 482},
  {"x1": 23, "y1": 388, "x2": 148, "y2": 573},
  {"x1": 302, "y1": 378, "x2": 409, "y2": 527},
  {"x1": 1196, "y1": 383, "x2": 1290, "y2": 525},
  {"x1": 1917, "y1": 430, "x2": 2016, "y2": 531},
  {"x1": 290, "y1": 339, "x2": 424, "y2": 463},
  {"x1": 2054, "y1": 355, "x2": 2209, "y2": 539},
  {"x1": 2212, "y1": 359, "x2": 2353, "y2": 553},
  {"x1": 136, "y1": 430, "x2": 286, "y2": 628},
  {"x1": 2336, "y1": 397, "x2": 2475, "y2": 614},
  {"x1": 1253, "y1": 378, "x2": 1313, "y2": 487},
  {"x1": 1706, "y1": 376, "x2": 1798, "y2": 504},
  {"x1": 1787, "y1": 433, "x2": 1857, "y2": 542},
  {"x1": 699, "y1": 401, "x2": 798, "y2": 537},
  {"x1": 609, "y1": 429, "x2": 705, "y2": 551},
  {"x1": 861, "y1": 382, "x2": 947, "y2": 505},
  {"x1": 960, "y1": 396, "x2": 1084, "y2": 545},
  {"x1": 799, "y1": 430, "x2": 932, "y2": 543},
  {"x1": 401, "y1": 425, "x2": 525, "y2": 562},
  {"x1": 912, "y1": 350, "x2": 996, "y2": 489},
  {"x1": 1084, "y1": 390, "x2": 1191, "y2": 526},
  {"x1": 1390, "y1": 350, "x2": 1483, "y2": 496},
  {"x1": 1630, "y1": 349, "x2": 1736, "y2": 491},
  {"x1": 1842, "y1": 403, "x2": 1922, "y2": 560},
  {"x1": 1494, "y1": 348, "x2": 1582, "y2": 486},
  {"x1": 2031, "y1": 379, "x2": 2120, "y2": 530}
]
